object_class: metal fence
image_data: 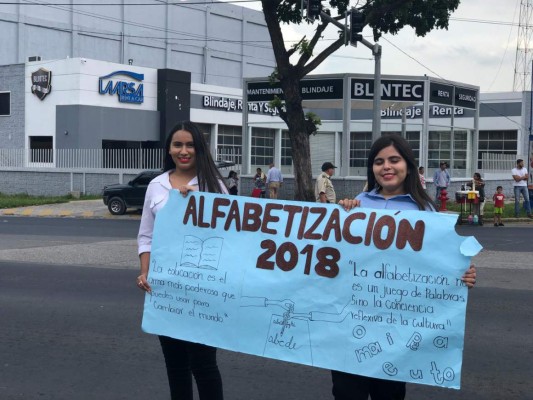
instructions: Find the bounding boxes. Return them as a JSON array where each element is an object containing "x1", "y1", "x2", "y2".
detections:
[
  {"x1": 480, "y1": 153, "x2": 523, "y2": 171},
  {"x1": 0, "y1": 148, "x2": 165, "y2": 169},
  {"x1": 0, "y1": 148, "x2": 243, "y2": 171},
  {"x1": 0, "y1": 148, "x2": 520, "y2": 174}
]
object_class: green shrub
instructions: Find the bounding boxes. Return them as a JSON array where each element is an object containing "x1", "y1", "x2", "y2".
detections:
[{"x1": 0, "y1": 193, "x2": 99, "y2": 209}]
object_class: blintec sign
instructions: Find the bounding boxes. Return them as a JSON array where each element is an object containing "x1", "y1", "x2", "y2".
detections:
[
  {"x1": 98, "y1": 70, "x2": 144, "y2": 104},
  {"x1": 351, "y1": 79, "x2": 424, "y2": 102}
]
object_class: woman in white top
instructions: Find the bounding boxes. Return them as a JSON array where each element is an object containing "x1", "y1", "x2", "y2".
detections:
[{"x1": 137, "y1": 121, "x2": 227, "y2": 400}]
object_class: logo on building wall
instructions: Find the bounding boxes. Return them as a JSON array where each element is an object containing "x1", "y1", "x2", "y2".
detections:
[
  {"x1": 31, "y1": 68, "x2": 52, "y2": 101},
  {"x1": 351, "y1": 79, "x2": 424, "y2": 102},
  {"x1": 202, "y1": 95, "x2": 280, "y2": 116},
  {"x1": 98, "y1": 70, "x2": 144, "y2": 104}
]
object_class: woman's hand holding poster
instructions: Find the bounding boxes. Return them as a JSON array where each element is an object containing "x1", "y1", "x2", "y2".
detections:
[{"x1": 142, "y1": 191, "x2": 482, "y2": 389}]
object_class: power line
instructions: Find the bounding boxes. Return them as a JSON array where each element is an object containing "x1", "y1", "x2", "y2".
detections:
[
  {"x1": 0, "y1": 0, "x2": 259, "y2": 5},
  {"x1": 450, "y1": 16, "x2": 520, "y2": 27},
  {"x1": 380, "y1": 37, "x2": 524, "y2": 130},
  {"x1": 7, "y1": 0, "x2": 276, "y2": 66},
  {"x1": 380, "y1": 36, "x2": 445, "y2": 81},
  {"x1": 486, "y1": 0, "x2": 520, "y2": 91}
]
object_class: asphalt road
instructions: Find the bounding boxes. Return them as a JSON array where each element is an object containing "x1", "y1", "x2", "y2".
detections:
[{"x1": 1, "y1": 217, "x2": 532, "y2": 399}]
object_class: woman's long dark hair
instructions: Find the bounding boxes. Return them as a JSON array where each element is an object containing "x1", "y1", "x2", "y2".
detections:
[
  {"x1": 163, "y1": 121, "x2": 225, "y2": 193},
  {"x1": 366, "y1": 135, "x2": 436, "y2": 211}
]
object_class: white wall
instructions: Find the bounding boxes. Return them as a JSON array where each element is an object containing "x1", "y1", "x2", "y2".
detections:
[{"x1": 25, "y1": 57, "x2": 157, "y2": 142}]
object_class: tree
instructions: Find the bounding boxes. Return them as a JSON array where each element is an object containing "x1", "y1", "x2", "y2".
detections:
[{"x1": 260, "y1": 0, "x2": 460, "y2": 201}]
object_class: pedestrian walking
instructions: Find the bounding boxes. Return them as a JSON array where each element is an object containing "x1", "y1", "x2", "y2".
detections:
[
  {"x1": 315, "y1": 162, "x2": 337, "y2": 203},
  {"x1": 266, "y1": 162, "x2": 283, "y2": 199}
]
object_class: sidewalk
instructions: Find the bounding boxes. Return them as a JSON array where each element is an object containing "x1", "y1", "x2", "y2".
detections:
[
  {"x1": 0, "y1": 199, "x2": 141, "y2": 219},
  {"x1": 1, "y1": 199, "x2": 533, "y2": 223}
]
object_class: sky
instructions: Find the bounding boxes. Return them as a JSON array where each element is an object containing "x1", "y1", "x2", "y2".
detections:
[{"x1": 224, "y1": 0, "x2": 524, "y2": 93}]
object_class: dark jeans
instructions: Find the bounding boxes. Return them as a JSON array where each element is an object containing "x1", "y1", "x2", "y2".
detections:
[
  {"x1": 331, "y1": 370, "x2": 406, "y2": 400},
  {"x1": 159, "y1": 336, "x2": 224, "y2": 400},
  {"x1": 514, "y1": 186, "x2": 531, "y2": 216}
]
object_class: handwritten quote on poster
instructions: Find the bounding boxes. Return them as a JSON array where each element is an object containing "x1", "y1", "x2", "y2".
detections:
[{"x1": 142, "y1": 191, "x2": 482, "y2": 389}]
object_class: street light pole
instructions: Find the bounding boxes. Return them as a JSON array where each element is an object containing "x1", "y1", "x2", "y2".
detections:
[
  {"x1": 358, "y1": 37, "x2": 382, "y2": 142},
  {"x1": 365, "y1": 40, "x2": 382, "y2": 143},
  {"x1": 319, "y1": 11, "x2": 382, "y2": 142}
]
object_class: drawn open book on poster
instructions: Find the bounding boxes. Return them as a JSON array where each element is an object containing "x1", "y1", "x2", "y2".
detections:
[{"x1": 180, "y1": 235, "x2": 223, "y2": 270}]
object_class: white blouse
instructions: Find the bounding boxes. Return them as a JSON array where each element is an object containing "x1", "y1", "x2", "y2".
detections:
[{"x1": 137, "y1": 170, "x2": 228, "y2": 255}]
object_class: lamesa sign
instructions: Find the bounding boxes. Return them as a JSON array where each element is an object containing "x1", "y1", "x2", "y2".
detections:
[{"x1": 98, "y1": 70, "x2": 144, "y2": 104}]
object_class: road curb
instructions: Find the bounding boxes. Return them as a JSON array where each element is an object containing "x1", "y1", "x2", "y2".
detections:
[{"x1": 0, "y1": 200, "x2": 141, "y2": 219}]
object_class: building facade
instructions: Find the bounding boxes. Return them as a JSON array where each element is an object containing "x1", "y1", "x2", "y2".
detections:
[
  {"x1": 1, "y1": 57, "x2": 531, "y2": 199},
  {"x1": 0, "y1": 0, "x2": 275, "y2": 89},
  {"x1": 0, "y1": 0, "x2": 531, "y2": 197},
  {"x1": 1, "y1": 59, "x2": 481, "y2": 176}
]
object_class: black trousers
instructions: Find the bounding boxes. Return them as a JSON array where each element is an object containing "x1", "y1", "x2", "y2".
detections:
[
  {"x1": 331, "y1": 370, "x2": 406, "y2": 400},
  {"x1": 159, "y1": 336, "x2": 224, "y2": 400}
]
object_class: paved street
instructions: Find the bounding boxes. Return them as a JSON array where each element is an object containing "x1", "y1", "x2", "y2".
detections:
[
  {"x1": 0, "y1": 199, "x2": 141, "y2": 220},
  {"x1": 0, "y1": 213, "x2": 532, "y2": 399}
]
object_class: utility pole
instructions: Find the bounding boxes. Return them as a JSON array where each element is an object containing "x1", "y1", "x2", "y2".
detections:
[
  {"x1": 301, "y1": 0, "x2": 381, "y2": 142},
  {"x1": 318, "y1": 7, "x2": 382, "y2": 142},
  {"x1": 513, "y1": 0, "x2": 533, "y2": 91},
  {"x1": 350, "y1": 8, "x2": 382, "y2": 142}
]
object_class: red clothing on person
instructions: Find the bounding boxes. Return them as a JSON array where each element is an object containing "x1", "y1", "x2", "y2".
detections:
[{"x1": 493, "y1": 193, "x2": 505, "y2": 208}]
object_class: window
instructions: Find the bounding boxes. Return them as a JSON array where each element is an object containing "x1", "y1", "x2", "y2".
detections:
[
  {"x1": 0, "y1": 92, "x2": 10, "y2": 116},
  {"x1": 428, "y1": 131, "x2": 451, "y2": 169},
  {"x1": 310, "y1": 132, "x2": 335, "y2": 176},
  {"x1": 195, "y1": 123, "x2": 211, "y2": 146},
  {"x1": 382, "y1": 131, "x2": 421, "y2": 163},
  {"x1": 428, "y1": 130, "x2": 469, "y2": 176},
  {"x1": 404, "y1": 131, "x2": 421, "y2": 162},
  {"x1": 281, "y1": 130, "x2": 292, "y2": 167},
  {"x1": 29, "y1": 136, "x2": 53, "y2": 163},
  {"x1": 350, "y1": 131, "x2": 372, "y2": 169},
  {"x1": 453, "y1": 130, "x2": 468, "y2": 170},
  {"x1": 349, "y1": 131, "x2": 420, "y2": 176},
  {"x1": 217, "y1": 125, "x2": 242, "y2": 164},
  {"x1": 134, "y1": 172, "x2": 159, "y2": 186},
  {"x1": 251, "y1": 127, "x2": 275, "y2": 166},
  {"x1": 477, "y1": 130, "x2": 517, "y2": 169}
]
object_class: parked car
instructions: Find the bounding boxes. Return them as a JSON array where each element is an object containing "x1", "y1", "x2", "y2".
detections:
[{"x1": 102, "y1": 160, "x2": 236, "y2": 215}]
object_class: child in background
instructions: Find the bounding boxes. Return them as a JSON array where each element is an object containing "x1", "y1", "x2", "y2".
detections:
[
  {"x1": 493, "y1": 186, "x2": 505, "y2": 227},
  {"x1": 418, "y1": 166, "x2": 426, "y2": 190}
]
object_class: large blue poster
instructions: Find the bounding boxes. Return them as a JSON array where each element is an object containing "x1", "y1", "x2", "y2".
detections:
[{"x1": 142, "y1": 191, "x2": 482, "y2": 389}]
